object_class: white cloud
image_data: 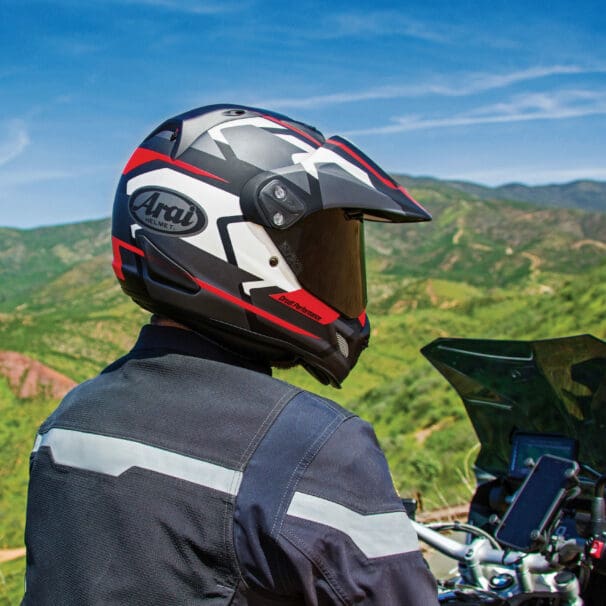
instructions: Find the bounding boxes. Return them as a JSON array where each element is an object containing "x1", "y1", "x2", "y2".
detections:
[
  {"x1": 321, "y1": 11, "x2": 448, "y2": 43},
  {"x1": 345, "y1": 89, "x2": 606, "y2": 136},
  {"x1": 53, "y1": 40, "x2": 104, "y2": 55},
  {"x1": 0, "y1": 169, "x2": 74, "y2": 187},
  {"x1": 0, "y1": 121, "x2": 30, "y2": 167},
  {"x1": 257, "y1": 65, "x2": 606, "y2": 110},
  {"x1": 32, "y1": 0, "x2": 244, "y2": 16}
]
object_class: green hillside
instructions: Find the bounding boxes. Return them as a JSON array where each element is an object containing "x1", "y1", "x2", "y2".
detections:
[
  {"x1": 0, "y1": 220, "x2": 111, "y2": 313},
  {"x1": 1, "y1": 183, "x2": 605, "y2": 598}
]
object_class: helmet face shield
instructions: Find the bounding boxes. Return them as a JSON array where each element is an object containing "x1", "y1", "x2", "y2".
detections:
[{"x1": 267, "y1": 209, "x2": 366, "y2": 319}]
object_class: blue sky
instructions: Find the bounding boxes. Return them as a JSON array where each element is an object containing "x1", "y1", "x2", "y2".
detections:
[{"x1": 1, "y1": 0, "x2": 606, "y2": 227}]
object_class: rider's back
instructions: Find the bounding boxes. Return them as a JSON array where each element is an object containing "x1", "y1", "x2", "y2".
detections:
[{"x1": 23, "y1": 324, "x2": 436, "y2": 605}]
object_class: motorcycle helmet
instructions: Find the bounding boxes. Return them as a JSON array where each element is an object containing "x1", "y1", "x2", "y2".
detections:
[{"x1": 112, "y1": 104, "x2": 430, "y2": 386}]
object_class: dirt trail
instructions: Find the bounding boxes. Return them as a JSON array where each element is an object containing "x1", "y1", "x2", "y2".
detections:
[
  {"x1": 452, "y1": 220, "x2": 464, "y2": 245},
  {"x1": 0, "y1": 547, "x2": 25, "y2": 563},
  {"x1": 417, "y1": 503, "x2": 468, "y2": 523},
  {"x1": 0, "y1": 351, "x2": 76, "y2": 399},
  {"x1": 521, "y1": 251, "x2": 542, "y2": 276},
  {"x1": 572, "y1": 239, "x2": 606, "y2": 251},
  {"x1": 414, "y1": 421, "x2": 446, "y2": 444}
]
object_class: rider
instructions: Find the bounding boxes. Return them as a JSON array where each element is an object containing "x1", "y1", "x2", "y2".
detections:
[{"x1": 23, "y1": 104, "x2": 439, "y2": 604}]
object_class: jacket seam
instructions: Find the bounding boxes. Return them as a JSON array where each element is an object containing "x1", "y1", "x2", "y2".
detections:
[
  {"x1": 229, "y1": 387, "x2": 302, "y2": 592},
  {"x1": 280, "y1": 530, "x2": 350, "y2": 605},
  {"x1": 270, "y1": 411, "x2": 346, "y2": 539}
]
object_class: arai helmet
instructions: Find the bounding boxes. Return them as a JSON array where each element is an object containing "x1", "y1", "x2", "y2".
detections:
[{"x1": 112, "y1": 104, "x2": 430, "y2": 386}]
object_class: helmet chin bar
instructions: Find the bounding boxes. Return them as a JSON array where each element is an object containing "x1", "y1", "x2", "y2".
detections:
[
  {"x1": 119, "y1": 227, "x2": 364, "y2": 387},
  {"x1": 158, "y1": 305, "x2": 357, "y2": 388},
  {"x1": 171, "y1": 304, "x2": 366, "y2": 388},
  {"x1": 137, "y1": 259, "x2": 368, "y2": 388}
]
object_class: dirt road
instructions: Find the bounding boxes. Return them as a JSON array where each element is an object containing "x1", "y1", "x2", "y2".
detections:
[{"x1": 0, "y1": 547, "x2": 25, "y2": 563}]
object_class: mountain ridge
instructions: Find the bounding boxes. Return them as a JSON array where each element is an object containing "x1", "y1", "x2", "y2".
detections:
[
  {"x1": 395, "y1": 176, "x2": 606, "y2": 212},
  {"x1": 1, "y1": 175, "x2": 604, "y2": 236}
]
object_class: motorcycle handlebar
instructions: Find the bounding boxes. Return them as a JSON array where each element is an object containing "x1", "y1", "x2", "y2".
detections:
[{"x1": 412, "y1": 520, "x2": 552, "y2": 572}]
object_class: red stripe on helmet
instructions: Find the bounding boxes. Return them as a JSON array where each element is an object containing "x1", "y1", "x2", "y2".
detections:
[
  {"x1": 122, "y1": 148, "x2": 228, "y2": 182},
  {"x1": 192, "y1": 278, "x2": 319, "y2": 339},
  {"x1": 261, "y1": 115, "x2": 322, "y2": 148},
  {"x1": 112, "y1": 236, "x2": 144, "y2": 280},
  {"x1": 270, "y1": 289, "x2": 340, "y2": 325}
]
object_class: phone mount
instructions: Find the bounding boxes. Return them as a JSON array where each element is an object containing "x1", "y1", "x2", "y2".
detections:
[{"x1": 495, "y1": 454, "x2": 580, "y2": 552}]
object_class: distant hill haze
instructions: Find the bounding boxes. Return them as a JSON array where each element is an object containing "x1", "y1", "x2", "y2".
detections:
[{"x1": 395, "y1": 176, "x2": 606, "y2": 213}]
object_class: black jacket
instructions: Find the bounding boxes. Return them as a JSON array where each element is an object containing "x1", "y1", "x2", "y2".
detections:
[{"x1": 23, "y1": 324, "x2": 438, "y2": 605}]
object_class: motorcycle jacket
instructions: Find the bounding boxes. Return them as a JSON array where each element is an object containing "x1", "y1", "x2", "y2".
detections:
[{"x1": 23, "y1": 324, "x2": 438, "y2": 605}]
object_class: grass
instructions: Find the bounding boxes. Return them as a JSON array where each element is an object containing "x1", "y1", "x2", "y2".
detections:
[{"x1": 0, "y1": 556, "x2": 24, "y2": 606}]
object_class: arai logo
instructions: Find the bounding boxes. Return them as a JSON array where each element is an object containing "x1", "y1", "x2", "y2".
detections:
[{"x1": 128, "y1": 188, "x2": 206, "y2": 235}]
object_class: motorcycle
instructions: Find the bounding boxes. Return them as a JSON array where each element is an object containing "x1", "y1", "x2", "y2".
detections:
[{"x1": 411, "y1": 334, "x2": 606, "y2": 605}]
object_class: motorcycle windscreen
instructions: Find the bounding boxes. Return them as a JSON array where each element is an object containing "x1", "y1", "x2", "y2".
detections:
[
  {"x1": 422, "y1": 334, "x2": 606, "y2": 478},
  {"x1": 267, "y1": 208, "x2": 366, "y2": 319}
]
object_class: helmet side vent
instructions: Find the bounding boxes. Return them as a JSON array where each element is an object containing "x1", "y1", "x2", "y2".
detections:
[
  {"x1": 336, "y1": 333, "x2": 349, "y2": 358},
  {"x1": 139, "y1": 235, "x2": 200, "y2": 294}
]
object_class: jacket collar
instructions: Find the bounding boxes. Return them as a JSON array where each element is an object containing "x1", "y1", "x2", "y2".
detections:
[{"x1": 107, "y1": 324, "x2": 272, "y2": 376}]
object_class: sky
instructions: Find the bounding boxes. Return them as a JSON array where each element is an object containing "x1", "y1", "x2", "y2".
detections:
[{"x1": 1, "y1": 0, "x2": 606, "y2": 228}]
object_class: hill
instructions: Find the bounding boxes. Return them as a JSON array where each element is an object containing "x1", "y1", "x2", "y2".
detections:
[
  {"x1": 396, "y1": 176, "x2": 606, "y2": 213},
  {"x1": 0, "y1": 220, "x2": 111, "y2": 313},
  {"x1": 1, "y1": 196, "x2": 604, "y2": 388},
  {"x1": 0, "y1": 352, "x2": 75, "y2": 399},
  {"x1": 0, "y1": 180, "x2": 605, "y2": 600}
]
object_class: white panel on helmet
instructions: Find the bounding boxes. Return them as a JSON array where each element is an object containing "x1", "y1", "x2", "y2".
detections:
[
  {"x1": 208, "y1": 116, "x2": 286, "y2": 144},
  {"x1": 300, "y1": 147, "x2": 373, "y2": 187},
  {"x1": 189, "y1": 132, "x2": 226, "y2": 159},
  {"x1": 130, "y1": 223, "x2": 142, "y2": 238},
  {"x1": 275, "y1": 134, "x2": 316, "y2": 153},
  {"x1": 291, "y1": 152, "x2": 312, "y2": 165},
  {"x1": 125, "y1": 168, "x2": 241, "y2": 261},
  {"x1": 227, "y1": 222, "x2": 301, "y2": 295}
]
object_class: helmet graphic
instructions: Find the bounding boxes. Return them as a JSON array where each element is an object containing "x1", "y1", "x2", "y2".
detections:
[{"x1": 112, "y1": 104, "x2": 430, "y2": 386}]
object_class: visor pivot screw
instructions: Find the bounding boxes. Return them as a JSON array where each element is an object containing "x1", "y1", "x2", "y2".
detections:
[
  {"x1": 272, "y1": 184, "x2": 287, "y2": 200},
  {"x1": 269, "y1": 256, "x2": 279, "y2": 267},
  {"x1": 272, "y1": 212, "x2": 285, "y2": 227}
]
